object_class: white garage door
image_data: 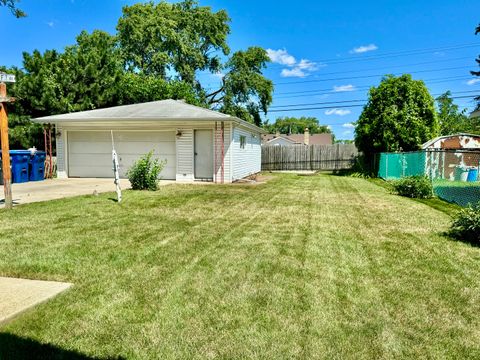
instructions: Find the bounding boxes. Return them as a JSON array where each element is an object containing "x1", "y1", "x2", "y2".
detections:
[{"x1": 68, "y1": 131, "x2": 176, "y2": 179}]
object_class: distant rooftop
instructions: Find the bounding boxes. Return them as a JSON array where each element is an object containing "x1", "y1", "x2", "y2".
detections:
[{"x1": 262, "y1": 133, "x2": 333, "y2": 145}]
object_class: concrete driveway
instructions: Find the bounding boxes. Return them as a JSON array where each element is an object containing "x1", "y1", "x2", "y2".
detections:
[
  {"x1": 0, "y1": 178, "x2": 170, "y2": 207},
  {"x1": 0, "y1": 178, "x2": 131, "y2": 207}
]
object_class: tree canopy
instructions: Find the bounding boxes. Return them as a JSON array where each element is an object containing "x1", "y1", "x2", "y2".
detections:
[
  {"x1": 0, "y1": 0, "x2": 25, "y2": 17},
  {"x1": 117, "y1": 0, "x2": 230, "y2": 83},
  {"x1": 355, "y1": 74, "x2": 439, "y2": 157},
  {"x1": 116, "y1": 1, "x2": 272, "y2": 125},
  {"x1": 209, "y1": 47, "x2": 273, "y2": 126},
  {"x1": 264, "y1": 116, "x2": 331, "y2": 135},
  {"x1": 436, "y1": 91, "x2": 473, "y2": 135},
  {"x1": 1, "y1": 0, "x2": 274, "y2": 149}
]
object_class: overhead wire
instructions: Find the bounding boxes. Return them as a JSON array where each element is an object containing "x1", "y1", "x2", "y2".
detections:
[
  {"x1": 268, "y1": 95, "x2": 478, "y2": 113},
  {"x1": 273, "y1": 76, "x2": 475, "y2": 99},
  {"x1": 270, "y1": 91, "x2": 480, "y2": 109}
]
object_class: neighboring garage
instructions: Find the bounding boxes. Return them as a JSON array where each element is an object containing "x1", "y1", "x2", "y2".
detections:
[{"x1": 33, "y1": 100, "x2": 264, "y2": 183}]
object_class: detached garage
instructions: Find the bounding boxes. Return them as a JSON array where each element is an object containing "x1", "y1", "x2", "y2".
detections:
[{"x1": 33, "y1": 100, "x2": 263, "y2": 183}]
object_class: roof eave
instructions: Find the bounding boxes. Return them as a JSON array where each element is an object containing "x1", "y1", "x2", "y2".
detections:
[
  {"x1": 31, "y1": 116, "x2": 231, "y2": 124},
  {"x1": 230, "y1": 117, "x2": 266, "y2": 134}
]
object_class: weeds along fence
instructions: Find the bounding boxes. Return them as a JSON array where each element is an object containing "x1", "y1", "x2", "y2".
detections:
[
  {"x1": 262, "y1": 144, "x2": 359, "y2": 171},
  {"x1": 378, "y1": 149, "x2": 480, "y2": 207}
]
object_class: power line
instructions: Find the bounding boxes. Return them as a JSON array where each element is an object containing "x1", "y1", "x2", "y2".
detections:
[
  {"x1": 271, "y1": 56, "x2": 473, "y2": 77},
  {"x1": 268, "y1": 95, "x2": 478, "y2": 113},
  {"x1": 273, "y1": 76, "x2": 475, "y2": 99},
  {"x1": 270, "y1": 91, "x2": 480, "y2": 109},
  {"x1": 267, "y1": 42, "x2": 480, "y2": 69},
  {"x1": 274, "y1": 66, "x2": 473, "y2": 86}
]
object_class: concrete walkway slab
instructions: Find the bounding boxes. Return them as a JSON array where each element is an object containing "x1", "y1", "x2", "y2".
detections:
[{"x1": 0, "y1": 277, "x2": 72, "y2": 326}]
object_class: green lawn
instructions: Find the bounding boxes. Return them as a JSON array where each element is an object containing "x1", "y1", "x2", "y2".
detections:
[{"x1": 1, "y1": 173, "x2": 479, "y2": 359}]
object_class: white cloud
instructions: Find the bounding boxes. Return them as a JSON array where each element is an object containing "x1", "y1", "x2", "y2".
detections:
[
  {"x1": 46, "y1": 21, "x2": 55, "y2": 28},
  {"x1": 297, "y1": 59, "x2": 318, "y2": 71},
  {"x1": 342, "y1": 130, "x2": 353, "y2": 136},
  {"x1": 268, "y1": 48, "x2": 320, "y2": 78},
  {"x1": 350, "y1": 44, "x2": 378, "y2": 54},
  {"x1": 267, "y1": 49, "x2": 296, "y2": 66},
  {"x1": 342, "y1": 123, "x2": 355, "y2": 128},
  {"x1": 325, "y1": 109, "x2": 352, "y2": 116},
  {"x1": 467, "y1": 78, "x2": 480, "y2": 85},
  {"x1": 333, "y1": 84, "x2": 356, "y2": 92},
  {"x1": 281, "y1": 68, "x2": 307, "y2": 78}
]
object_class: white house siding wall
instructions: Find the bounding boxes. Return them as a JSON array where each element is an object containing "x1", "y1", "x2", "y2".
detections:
[
  {"x1": 176, "y1": 128, "x2": 194, "y2": 181},
  {"x1": 55, "y1": 126, "x2": 68, "y2": 178},
  {"x1": 55, "y1": 121, "x2": 256, "y2": 182},
  {"x1": 214, "y1": 122, "x2": 233, "y2": 183},
  {"x1": 232, "y1": 125, "x2": 261, "y2": 180}
]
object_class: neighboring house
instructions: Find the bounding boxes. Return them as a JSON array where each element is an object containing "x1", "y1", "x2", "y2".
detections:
[
  {"x1": 422, "y1": 133, "x2": 480, "y2": 150},
  {"x1": 262, "y1": 128, "x2": 333, "y2": 146},
  {"x1": 32, "y1": 100, "x2": 263, "y2": 183}
]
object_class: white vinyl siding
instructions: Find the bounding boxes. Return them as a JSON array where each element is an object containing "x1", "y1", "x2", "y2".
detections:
[
  {"x1": 232, "y1": 126, "x2": 261, "y2": 180},
  {"x1": 176, "y1": 128, "x2": 194, "y2": 181},
  {"x1": 55, "y1": 126, "x2": 67, "y2": 178},
  {"x1": 67, "y1": 131, "x2": 176, "y2": 179},
  {"x1": 55, "y1": 120, "x2": 261, "y2": 183},
  {"x1": 215, "y1": 123, "x2": 232, "y2": 183}
]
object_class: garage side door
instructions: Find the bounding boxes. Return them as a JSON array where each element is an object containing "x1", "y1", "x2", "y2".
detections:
[{"x1": 68, "y1": 131, "x2": 176, "y2": 179}]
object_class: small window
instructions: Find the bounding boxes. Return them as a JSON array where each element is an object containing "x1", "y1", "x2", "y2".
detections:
[{"x1": 240, "y1": 135, "x2": 246, "y2": 149}]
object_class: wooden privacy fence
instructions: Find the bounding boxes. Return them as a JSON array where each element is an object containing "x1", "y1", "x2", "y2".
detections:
[{"x1": 262, "y1": 144, "x2": 359, "y2": 171}]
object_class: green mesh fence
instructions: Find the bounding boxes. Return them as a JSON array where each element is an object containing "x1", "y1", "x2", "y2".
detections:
[{"x1": 379, "y1": 150, "x2": 480, "y2": 207}]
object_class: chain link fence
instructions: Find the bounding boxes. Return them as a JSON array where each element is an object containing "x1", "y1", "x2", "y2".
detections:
[{"x1": 378, "y1": 150, "x2": 480, "y2": 207}]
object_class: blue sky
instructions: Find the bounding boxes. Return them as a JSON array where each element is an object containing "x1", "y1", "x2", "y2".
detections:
[{"x1": 1, "y1": 0, "x2": 479, "y2": 139}]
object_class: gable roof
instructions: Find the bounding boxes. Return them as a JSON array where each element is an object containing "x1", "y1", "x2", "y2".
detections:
[
  {"x1": 32, "y1": 100, "x2": 231, "y2": 122},
  {"x1": 262, "y1": 133, "x2": 333, "y2": 145},
  {"x1": 31, "y1": 99, "x2": 266, "y2": 134},
  {"x1": 265, "y1": 135, "x2": 297, "y2": 144}
]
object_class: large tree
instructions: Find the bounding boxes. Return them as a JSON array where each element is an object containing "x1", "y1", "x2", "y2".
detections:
[
  {"x1": 355, "y1": 74, "x2": 438, "y2": 157},
  {"x1": 0, "y1": 0, "x2": 25, "y2": 17},
  {"x1": 16, "y1": 30, "x2": 123, "y2": 118},
  {"x1": 264, "y1": 116, "x2": 331, "y2": 135},
  {"x1": 2, "y1": 0, "x2": 274, "y2": 149},
  {"x1": 207, "y1": 47, "x2": 273, "y2": 126},
  {"x1": 117, "y1": 0, "x2": 230, "y2": 83},
  {"x1": 117, "y1": 0, "x2": 273, "y2": 125},
  {"x1": 436, "y1": 91, "x2": 470, "y2": 135}
]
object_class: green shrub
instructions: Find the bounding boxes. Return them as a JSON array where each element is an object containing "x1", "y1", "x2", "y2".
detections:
[
  {"x1": 391, "y1": 176, "x2": 433, "y2": 199},
  {"x1": 449, "y1": 203, "x2": 480, "y2": 244},
  {"x1": 127, "y1": 151, "x2": 166, "y2": 191}
]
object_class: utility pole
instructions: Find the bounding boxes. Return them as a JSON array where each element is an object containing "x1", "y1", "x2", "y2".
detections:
[{"x1": 0, "y1": 73, "x2": 16, "y2": 209}]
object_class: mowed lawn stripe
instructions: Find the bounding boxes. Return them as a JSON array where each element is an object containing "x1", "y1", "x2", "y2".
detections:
[{"x1": 0, "y1": 173, "x2": 479, "y2": 359}]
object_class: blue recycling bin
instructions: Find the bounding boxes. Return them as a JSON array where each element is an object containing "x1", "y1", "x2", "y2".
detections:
[
  {"x1": 467, "y1": 168, "x2": 479, "y2": 182},
  {"x1": 29, "y1": 151, "x2": 46, "y2": 181},
  {"x1": 10, "y1": 150, "x2": 30, "y2": 183}
]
